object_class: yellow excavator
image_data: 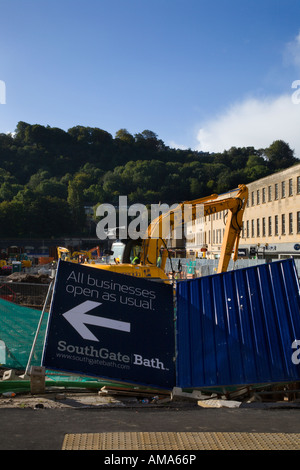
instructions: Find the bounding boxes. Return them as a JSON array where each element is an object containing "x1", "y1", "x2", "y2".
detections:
[
  {"x1": 57, "y1": 246, "x2": 100, "y2": 263},
  {"x1": 84, "y1": 184, "x2": 248, "y2": 281}
]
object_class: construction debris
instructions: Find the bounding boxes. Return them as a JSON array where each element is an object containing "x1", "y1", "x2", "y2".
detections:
[
  {"x1": 197, "y1": 399, "x2": 241, "y2": 408},
  {"x1": 6, "y1": 272, "x2": 51, "y2": 284},
  {"x1": 171, "y1": 387, "x2": 216, "y2": 402},
  {"x1": 99, "y1": 385, "x2": 172, "y2": 404},
  {"x1": 1, "y1": 367, "x2": 300, "y2": 408}
]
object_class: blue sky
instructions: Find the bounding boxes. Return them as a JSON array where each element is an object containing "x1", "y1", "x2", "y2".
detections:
[{"x1": 1, "y1": 0, "x2": 300, "y2": 155}]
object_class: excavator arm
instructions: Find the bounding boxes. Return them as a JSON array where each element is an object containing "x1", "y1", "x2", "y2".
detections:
[
  {"x1": 140, "y1": 193, "x2": 217, "y2": 266},
  {"x1": 57, "y1": 246, "x2": 71, "y2": 260},
  {"x1": 79, "y1": 185, "x2": 248, "y2": 280},
  {"x1": 204, "y1": 185, "x2": 248, "y2": 273},
  {"x1": 140, "y1": 184, "x2": 248, "y2": 274}
]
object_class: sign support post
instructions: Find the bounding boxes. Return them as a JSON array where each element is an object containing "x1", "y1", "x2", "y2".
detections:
[{"x1": 23, "y1": 279, "x2": 54, "y2": 378}]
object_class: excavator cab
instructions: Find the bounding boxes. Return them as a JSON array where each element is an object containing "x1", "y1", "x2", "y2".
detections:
[{"x1": 108, "y1": 239, "x2": 142, "y2": 264}]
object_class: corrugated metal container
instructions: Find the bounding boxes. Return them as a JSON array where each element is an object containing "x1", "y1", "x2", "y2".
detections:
[{"x1": 176, "y1": 258, "x2": 300, "y2": 388}]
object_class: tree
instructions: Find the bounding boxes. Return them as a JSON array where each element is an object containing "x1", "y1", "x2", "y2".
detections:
[
  {"x1": 83, "y1": 184, "x2": 105, "y2": 205},
  {"x1": 190, "y1": 178, "x2": 205, "y2": 198},
  {"x1": 2, "y1": 121, "x2": 299, "y2": 238},
  {"x1": 24, "y1": 124, "x2": 51, "y2": 147},
  {"x1": 14, "y1": 121, "x2": 31, "y2": 142},
  {"x1": 35, "y1": 180, "x2": 68, "y2": 199},
  {"x1": 35, "y1": 196, "x2": 74, "y2": 237},
  {"x1": 115, "y1": 129, "x2": 135, "y2": 145},
  {"x1": 134, "y1": 130, "x2": 165, "y2": 151},
  {"x1": 0, "y1": 182, "x2": 22, "y2": 201},
  {"x1": 67, "y1": 180, "x2": 86, "y2": 232},
  {"x1": 0, "y1": 200, "x2": 25, "y2": 237},
  {"x1": 264, "y1": 140, "x2": 297, "y2": 170},
  {"x1": 68, "y1": 126, "x2": 112, "y2": 145},
  {"x1": 245, "y1": 155, "x2": 268, "y2": 180},
  {"x1": 27, "y1": 170, "x2": 51, "y2": 189}
]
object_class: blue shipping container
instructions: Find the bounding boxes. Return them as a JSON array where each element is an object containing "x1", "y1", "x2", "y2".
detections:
[{"x1": 176, "y1": 258, "x2": 300, "y2": 388}]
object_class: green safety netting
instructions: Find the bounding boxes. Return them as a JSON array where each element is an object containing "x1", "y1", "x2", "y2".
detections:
[
  {"x1": 0, "y1": 297, "x2": 158, "y2": 393},
  {"x1": 0, "y1": 298, "x2": 48, "y2": 369}
]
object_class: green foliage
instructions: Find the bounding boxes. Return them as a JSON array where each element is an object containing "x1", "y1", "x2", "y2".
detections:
[
  {"x1": 0, "y1": 122, "x2": 297, "y2": 238},
  {"x1": 115, "y1": 128, "x2": 135, "y2": 145},
  {"x1": 67, "y1": 180, "x2": 86, "y2": 232},
  {"x1": 264, "y1": 140, "x2": 297, "y2": 170}
]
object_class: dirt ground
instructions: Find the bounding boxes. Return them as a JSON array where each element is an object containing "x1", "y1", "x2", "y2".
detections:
[{"x1": 0, "y1": 390, "x2": 144, "y2": 409}]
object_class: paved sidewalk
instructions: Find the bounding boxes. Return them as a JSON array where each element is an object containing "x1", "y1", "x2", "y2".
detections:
[
  {"x1": 1, "y1": 375, "x2": 300, "y2": 451},
  {"x1": 1, "y1": 405, "x2": 300, "y2": 450}
]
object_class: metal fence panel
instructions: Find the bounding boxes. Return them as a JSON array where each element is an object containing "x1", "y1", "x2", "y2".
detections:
[
  {"x1": 166, "y1": 257, "x2": 300, "y2": 279},
  {"x1": 0, "y1": 281, "x2": 50, "y2": 309},
  {"x1": 176, "y1": 258, "x2": 300, "y2": 388}
]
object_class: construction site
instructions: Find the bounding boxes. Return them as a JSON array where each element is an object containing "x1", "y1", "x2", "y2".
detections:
[{"x1": 0, "y1": 184, "x2": 300, "y2": 452}]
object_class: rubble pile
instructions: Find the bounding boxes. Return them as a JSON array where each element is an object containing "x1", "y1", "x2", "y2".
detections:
[{"x1": 6, "y1": 272, "x2": 51, "y2": 284}]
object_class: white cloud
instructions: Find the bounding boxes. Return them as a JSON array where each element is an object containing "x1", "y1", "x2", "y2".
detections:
[
  {"x1": 169, "y1": 140, "x2": 188, "y2": 150},
  {"x1": 196, "y1": 93, "x2": 300, "y2": 156},
  {"x1": 196, "y1": 31, "x2": 300, "y2": 157}
]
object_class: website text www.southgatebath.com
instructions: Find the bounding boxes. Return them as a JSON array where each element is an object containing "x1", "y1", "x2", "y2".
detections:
[{"x1": 55, "y1": 341, "x2": 168, "y2": 371}]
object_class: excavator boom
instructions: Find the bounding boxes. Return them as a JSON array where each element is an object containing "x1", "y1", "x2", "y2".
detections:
[
  {"x1": 80, "y1": 185, "x2": 248, "y2": 280},
  {"x1": 141, "y1": 184, "x2": 248, "y2": 274}
]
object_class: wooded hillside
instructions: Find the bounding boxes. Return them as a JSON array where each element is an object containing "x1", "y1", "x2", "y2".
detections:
[{"x1": 0, "y1": 121, "x2": 298, "y2": 237}]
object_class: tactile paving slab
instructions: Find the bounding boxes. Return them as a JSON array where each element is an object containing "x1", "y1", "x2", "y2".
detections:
[{"x1": 62, "y1": 432, "x2": 300, "y2": 450}]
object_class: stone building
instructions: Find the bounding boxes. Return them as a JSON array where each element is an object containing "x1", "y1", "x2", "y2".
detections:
[{"x1": 186, "y1": 162, "x2": 300, "y2": 261}]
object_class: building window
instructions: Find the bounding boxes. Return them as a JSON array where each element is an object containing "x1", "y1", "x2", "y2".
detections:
[
  {"x1": 289, "y1": 178, "x2": 293, "y2": 196},
  {"x1": 262, "y1": 217, "x2": 266, "y2": 237},
  {"x1": 297, "y1": 211, "x2": 300, "y2": 234},
  {"x1": 281, "y1": 181, "x2": 286, "y2": 198},
  {"x1": 268, "y1": 185, "x2": 272, "y2": 201},
  {"x1": 251, "y1": 191, "x2": 254, "y2": 206},
  {"x1": 257, "y1": 219, "x2": 260, "y2": 237},
  {"x1": 251, "y1": 219, "x2": 255, "y2": 238},
  {"x1": 289, "y1": 213, "x2": 293, "y2": 234},
  {"x1": 275, "y1": 183, "x2": 279, "y2": 200},
  {"x1": 262, "y1": 187, "x2": 266, "y2": 203},
  {"x1": 257, "y1": 190, "x2": 260, "y2": 205},
  {"x1": 246, "y1": 220, "x2": 249, "y2": 238},
  {"x1": 268, "y1": 216, "x2": 272, "y2": 236},
  {"x1": 297, "y1": 176, "x2": 300, "y2": 194},
  {"x1": 281, "y1": 214, "x2": 285, "y2": 235},
  {"x1": 275, "y1": 215, "x2": 278, "y2": 236}
]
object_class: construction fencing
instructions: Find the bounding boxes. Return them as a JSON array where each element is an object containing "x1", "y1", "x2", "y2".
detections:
[
  {"x1": 0, "y1": 257, "x2": 299, "y2": 375},
  {"x1": 166, "y1": 257, "x2": 300, "y2": 279},
  {"x1": 176, "y1": 258, "x2": 300, "y2": 388},
  {"x1": 0, "y1": 280, "x2": 51, "y2": 310}
]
